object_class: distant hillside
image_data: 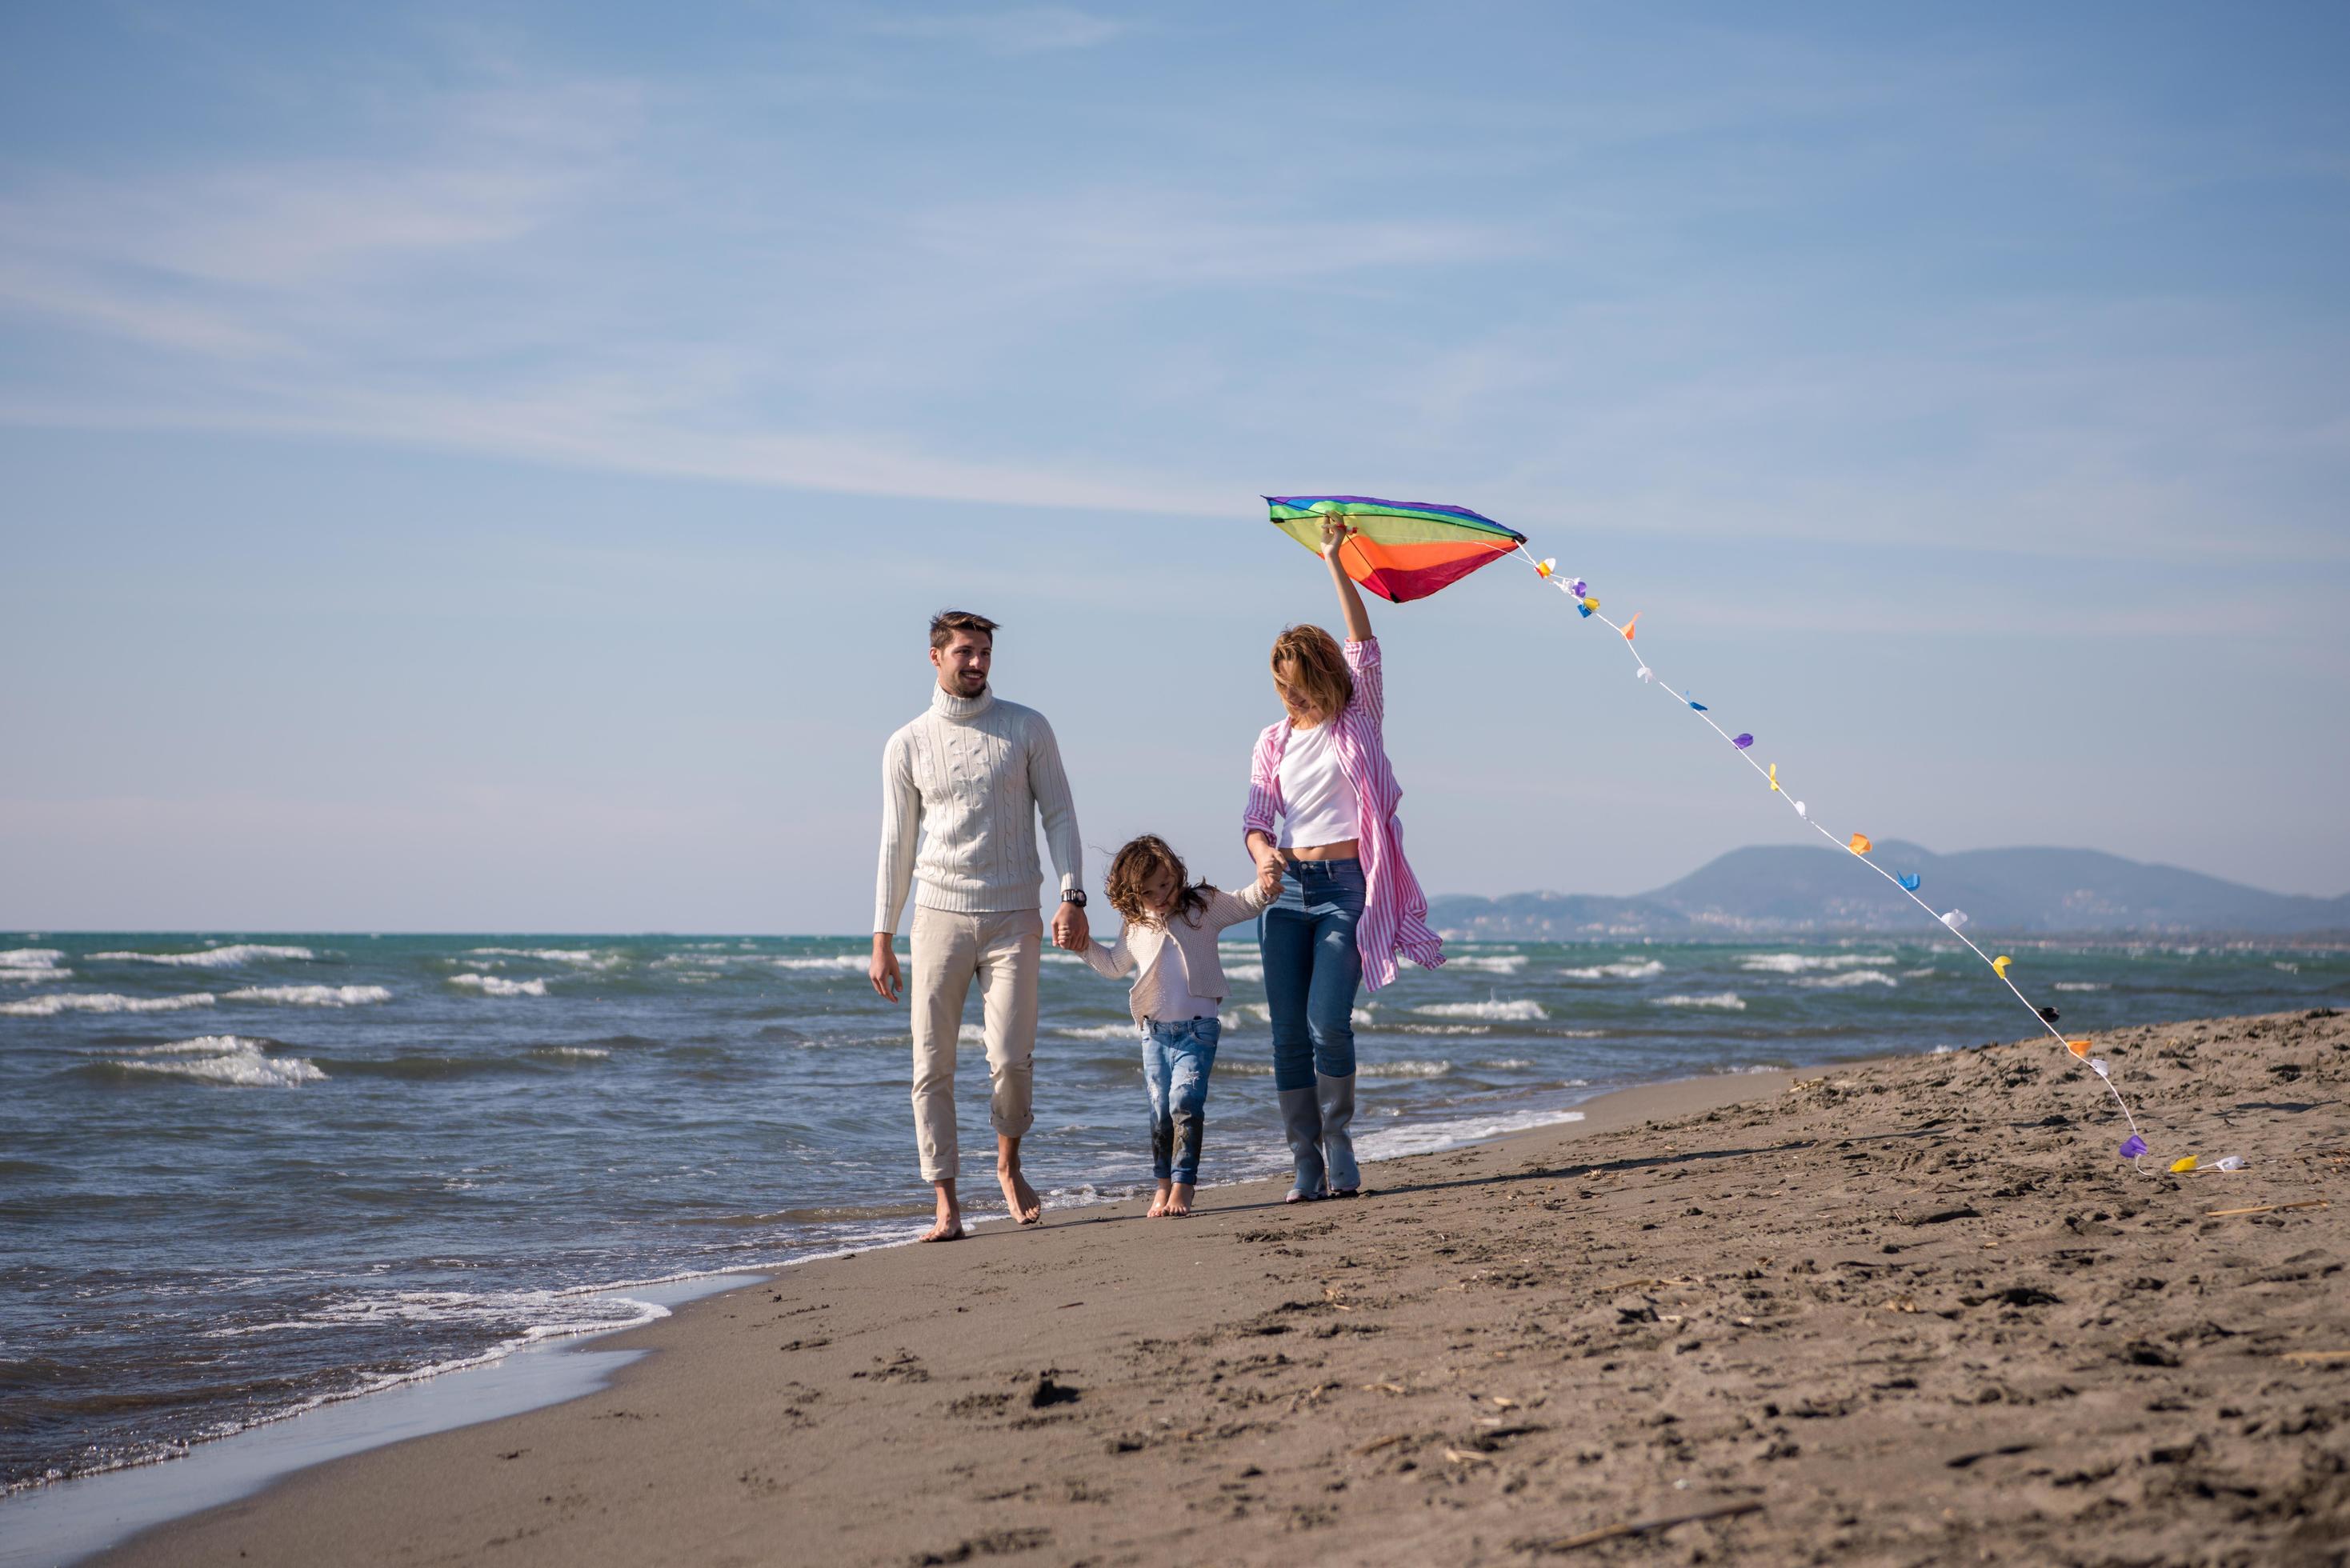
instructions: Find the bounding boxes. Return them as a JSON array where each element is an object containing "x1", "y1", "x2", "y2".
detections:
[{"x1": 1427, "y1": 843, "x2": 2350, "y2": 941}]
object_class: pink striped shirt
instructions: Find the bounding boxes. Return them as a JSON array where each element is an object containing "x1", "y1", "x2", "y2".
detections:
[{"x1": 1242, "y1": 636, "x2": 1445, "y2": 993}]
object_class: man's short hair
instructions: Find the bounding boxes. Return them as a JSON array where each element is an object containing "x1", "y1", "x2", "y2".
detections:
[{"x1": 930, "y1": 609, "x2": 999, "y2": 650}]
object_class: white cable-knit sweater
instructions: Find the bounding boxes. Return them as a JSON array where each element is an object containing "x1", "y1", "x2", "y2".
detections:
[{"x1": 874, "y1": 684, "x2": 1083, "y2": 934}]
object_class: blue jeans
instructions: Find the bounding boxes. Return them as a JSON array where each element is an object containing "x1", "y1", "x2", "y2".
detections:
[
  {"x1": 1259, "y1": 858, "x2": 1365, "y2": 1093},
  {"x1": 1143, "y1": 1017, "x2": 1219, "y2": 1184}
]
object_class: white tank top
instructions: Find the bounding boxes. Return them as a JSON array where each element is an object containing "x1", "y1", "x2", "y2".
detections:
[{"x1": 1277, "y1": 722, "x2": 1360, "y2": 850}]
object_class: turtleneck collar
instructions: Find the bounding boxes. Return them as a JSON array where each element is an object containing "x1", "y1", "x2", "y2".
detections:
[{"x1": 931, "y1": 682, "x2": 995, "y2": 722}]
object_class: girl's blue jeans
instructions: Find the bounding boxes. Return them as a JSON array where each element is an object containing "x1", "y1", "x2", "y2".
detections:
[
  {"x1": 1143, "y1": 1016, "x2": 1219, "y2": 1184},
  {"x1": 1258, "y1": 857, "x2": 1365, "y2": 1093}
]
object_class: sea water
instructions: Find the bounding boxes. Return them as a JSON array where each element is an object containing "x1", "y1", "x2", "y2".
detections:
[{"x1": 1, "y1": 931, "x2": 2340, "y2": 1491}]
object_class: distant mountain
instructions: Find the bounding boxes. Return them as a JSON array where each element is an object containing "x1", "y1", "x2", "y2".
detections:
[{"x1": 1427, "y1": 843, "x2": 2350, "y2": 941}]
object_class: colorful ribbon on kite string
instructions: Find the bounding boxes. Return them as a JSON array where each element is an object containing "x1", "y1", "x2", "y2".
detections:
[{"x1": 1515, "y1": 546, "x2": 2157, "y2": 1168}]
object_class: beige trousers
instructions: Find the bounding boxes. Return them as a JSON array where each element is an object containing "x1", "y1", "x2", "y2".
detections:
[{"x1": 910, "y1": 904, "x2": 1041, "y2": 1183}]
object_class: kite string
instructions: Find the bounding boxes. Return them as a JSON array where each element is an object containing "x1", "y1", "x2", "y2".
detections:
[{"x1": 1508, "y1": 544, "x2": 2148, "y2": 1148}]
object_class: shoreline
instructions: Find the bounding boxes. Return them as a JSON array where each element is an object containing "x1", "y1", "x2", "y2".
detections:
[
  {"x1": 28, "y1": 1008, "x2": 2350, "y2": 1565},
  {"x1": 7, "y1": 1067, "x2": 1780, "y2": 1567}
]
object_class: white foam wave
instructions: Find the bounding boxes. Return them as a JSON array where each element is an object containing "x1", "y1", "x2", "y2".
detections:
[
  {"x1": 448, "y1": 974, "x2": 548, "y2": 998},
  {"x1": 1354, "y1": 1107, "x2": 1587, "y2": 1161},
  {"x1": 1390, "y1": 1023, "x2": 1491, "y2": 1036},
  {"x1": 111, "y1": 1036, "x2": 324, "y2": 1087},
  {"x1": 1794, "y1": 970, "x2": 1898, "y2": 990},
  {"x1": 1900, "y1": 966, "x2": 1940, "y2": 978},
  {"x1": 2052, "y1": 982, "x2": 2108, "y2": 992},
  {"x1": 91, "y1": 944, "x2": 314, "y2": 968},
  {"x1": 223, "y1": 984, "x2": 391, "y2": 1007},
  {"x1": 468, "y1": 947, "x2": 620, "y2": 969},
  {"x1": 0, "y1": 947, "x2": 64, "y2": 966},
  {"x1": 1, "y1": 990, "x2": 216, "y2": 1017},
  {"x1": 1223, "y1": 963, "x2": 1265, "y2": 982},
  {"x1": 1412, "y1": 998, "x2": 1546, "y2": 1022},
  {"x1": 1056, "y1": 1023, "x2": 1141, "y2": 1042},
  {"x1": 958, "y1": 1022, "x2": 986, "y2": 1044},
  {"x1": 0, "y1": 966, "x2": 69, "y2": 983},
  {"x1": 772, "y1": 955, "x2": 869, "y2": 972},
  {"x1": 1448, "y1": 954, "x2": 1528, "y2": 974},
  {"x1": 531, "y1": 1046, "x2": 611, "y2": 1061},
  {"x1": 1655, "y1": 992, "x2": 1747, "y2": 1010},
  {"x1": 1475, "y1": 1058, "x2": 1537, "y2": 1070},
  {"x1": 1559, "y1": 958, "x2": 1664, "y2": 981},
  {"x1": 1739, "y1": 952, "x2": 1894, "y2": 974},
  {"x1": 1358, "y1": 1058, "x2": 1452, "y2": 1078}
]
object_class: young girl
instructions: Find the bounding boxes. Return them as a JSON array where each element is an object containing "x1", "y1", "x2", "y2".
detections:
[
  {"x1": 1080, "y1": 835, "x2": 1283, "y2": 1218},
  {"x1": 1243, "y1": 516, "x2": 1446, "y2": 1202}
]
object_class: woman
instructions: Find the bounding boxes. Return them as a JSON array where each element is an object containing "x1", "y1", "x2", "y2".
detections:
[{"x1": 1243, "y1": 518, "x2": 1446, "y2": 1202}]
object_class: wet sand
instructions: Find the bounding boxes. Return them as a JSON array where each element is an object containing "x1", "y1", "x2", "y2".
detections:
[{"x1": 98, "y1": 1009, "x2": 2350, "y2": 1566}]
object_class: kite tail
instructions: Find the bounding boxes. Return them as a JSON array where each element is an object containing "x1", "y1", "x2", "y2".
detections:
[{"x1": 1512, "y1": 543, "x2": 2157, "y2": 1170}]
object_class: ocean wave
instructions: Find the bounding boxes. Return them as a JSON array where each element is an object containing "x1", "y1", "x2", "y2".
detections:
[
  {"x1": 958, "y1": 1022, "x2": 986, "y2": 1044},
  {"x1": 1389, "y1": 1023, "x2": 1491, "y2": 1036},
  {"x1": 1475, "y1": 1058, "x2": 1537, "y2": 1070},
  {"x1": 1056, "y1": 1023, "x2": 1140, "y2": 1041},
  {"x1": 2, "y1": 990, "x2": 217, "y2": 1016},
  {"x1": 530, "y1": 1046, "x2": 611, "y2": 1061},
  {"x1": 1739, "y1": 952, "x2": 1894, "y2": 974},
  {"x1": 772, "y1": 955, "x2": 868, "y2": 972},
  {"x1": 90, "y1": 944, "x2": 315, "y2": 968},
  {"x1": 106, "y1": 1036, "x2": 325, "y2": 1087},
  {"x1": 1411, "y1": 999, "x2": 1546, "y2": 1022},
  {"x1": 222, "y1": 984, "x2": 392, "y2": 1007},
  {"x1": 1357, "y1": 1059, "x2": 1452, "y2": 1078},
  {"x1": 0, "y1": 947, "x2": 68, "y2": 982},
  {"x1": 1224, "y1": 963, "x2": 1265, "y2": 982},
  {"x1": 468, "y1": 948, "x2": 621, "y2": 969},
  {"x1": 1900, "y1": 966, "x2": 1939, "y2": 978},
  {"x1": 1447, "y1": 954, "x2": 1528, "y2": 974},
  {"x1": 1354, "y1": 1107, "x2": 1586, "y2": 1162},
  {"x1": 1793, "y1": 970, "x2": 1898, "y2": 990},
  {"x1": 448, "y1": 974, "x2": 548, "y2": 998},
  {"x1": 1559, "y1": 958, "x2": 1664, "y2": 981},
  {"x1": 1655, "y1": 992, "x2": 1746, "y2": 1010},
  {"x1": 2052, "y1": 982, "x2": 2108, "y2": 991}
]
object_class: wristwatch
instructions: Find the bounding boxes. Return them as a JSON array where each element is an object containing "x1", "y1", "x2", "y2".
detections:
[{"x1": 1059, "y1": 890, "x2": 1087, "y2": 907}]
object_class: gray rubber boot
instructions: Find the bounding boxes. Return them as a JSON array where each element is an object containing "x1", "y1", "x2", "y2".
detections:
[
  {"x1": 1278, "y1": 1086, "x2": 1327, "y2": 1201},
  {"x1": 1318, "y1": 1072, "x2": 1359, "y2": 1194}
]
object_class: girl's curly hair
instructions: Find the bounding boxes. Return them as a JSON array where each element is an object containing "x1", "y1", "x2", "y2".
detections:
[{"x1": 1103, "y1": 834, "x2": 1217, "y2": 929}]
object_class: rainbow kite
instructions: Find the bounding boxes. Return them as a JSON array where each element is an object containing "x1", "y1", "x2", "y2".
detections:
[
  {"x1": 1269, "y1": 496, "x2": 2170, "y2": 1170},
  {"x1": 1266, "y1": 496, "x2": 1525, "y2": 603}
]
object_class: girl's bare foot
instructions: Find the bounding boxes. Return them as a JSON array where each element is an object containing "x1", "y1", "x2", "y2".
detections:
[
  {"x1": 1146, "y1": 1181, "x2": 1171, "y2": 1218},
  {"x1": 1167, "y1": 1182, "x2": 1194, "y2": 1217}
]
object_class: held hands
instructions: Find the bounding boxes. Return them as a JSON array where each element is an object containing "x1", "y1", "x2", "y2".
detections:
[
  {"x1": 1254, "y1": 856, "x2": 1286, "y2": 903},
  {"x1": 1319, "y1": 516, "x2": 1354, "y2": 557},
  {"x1": 1051, "y1": 899, "x2": 1091, "y2": 953}
]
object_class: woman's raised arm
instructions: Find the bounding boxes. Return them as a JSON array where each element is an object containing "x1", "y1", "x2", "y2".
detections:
[{"x1": 1321, "y1": 518, "x2": 1374, "y2": 642}]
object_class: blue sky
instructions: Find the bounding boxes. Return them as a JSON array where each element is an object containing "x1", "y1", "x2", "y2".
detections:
[{"x1": 2, "y1": 2, "x2": 2345, "y2": 932}]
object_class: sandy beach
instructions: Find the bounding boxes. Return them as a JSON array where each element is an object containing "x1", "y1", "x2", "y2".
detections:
[{"x1": 93, "y1": 1007, "x2": 2349, "y2": 1566}]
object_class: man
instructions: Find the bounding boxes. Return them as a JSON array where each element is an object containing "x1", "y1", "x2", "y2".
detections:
[{"x1": 870, "y1": 609, "x2": 1088, "y2": 1242}]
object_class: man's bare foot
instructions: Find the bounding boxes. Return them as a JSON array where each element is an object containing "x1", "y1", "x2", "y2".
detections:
[
  {"x1": 1147, "y1": 1181, "x2": 1171, "y2": 1219},
  {"x1": 920, "y1": 1185, "x2": 963, "y2": 1242},
  {"x1": 1167, "y1": 1182, "x2": 1194, "y2": 1217},
  {"x1": 998, "y1": 1163, "x2": 1043, "y2": 1225}
]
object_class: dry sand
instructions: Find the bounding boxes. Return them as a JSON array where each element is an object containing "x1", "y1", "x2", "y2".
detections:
[{"x1": 102, "y1": 1009, "x2": 2349, "y2": 1566}]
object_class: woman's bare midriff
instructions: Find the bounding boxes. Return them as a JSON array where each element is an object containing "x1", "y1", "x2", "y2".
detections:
[{"x1": 1283, "y1": 840, "x2": 1360, "y2": 862}]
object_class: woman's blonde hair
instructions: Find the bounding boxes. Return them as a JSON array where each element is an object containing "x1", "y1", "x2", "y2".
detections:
[
  {"x1": 1104, "y1": 834, "x2": 1215, "y2": 929},
  {"x1": 1270, "y1": 624, "x2": 1353, "y2": 722}
]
